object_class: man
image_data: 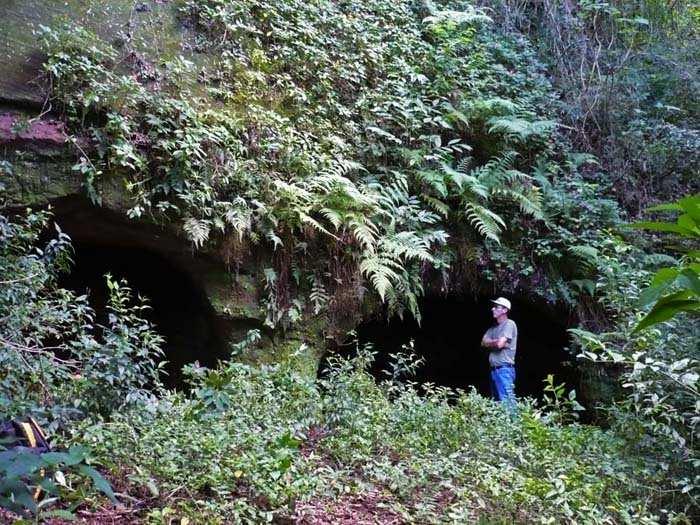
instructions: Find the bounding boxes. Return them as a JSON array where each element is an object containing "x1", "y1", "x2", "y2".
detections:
[{"x1": 481, "y1": 297, "x2": 517, "y2": 406}]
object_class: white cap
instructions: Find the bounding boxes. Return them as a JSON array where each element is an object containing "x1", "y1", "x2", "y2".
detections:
[{"x1": 491, "y1": 297, "x2": 511, "y2": 310}]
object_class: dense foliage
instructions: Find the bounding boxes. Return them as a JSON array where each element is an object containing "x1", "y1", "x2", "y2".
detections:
[
  {"x1": 0, "y1": 210, "x2": 160, "y2": 520},
  {"x1": 571, "y1": 194, "x2": 699, "y2": 509},
  {"x1": 0, "y1": 0, "x2": 698, "y2": 522},
  {"x1": 39, "y1": 0, "x2": 622, "y2": 324},
  {"x1": 0, "y1": 211, "x2": 163, "y2": 428},
  {"x1": 0, "y1": 205, "x2": 696, "y2": 521},
  {"x1": 0, "y1": 212, "x2": 690, "y2": 521},
  {"x1": 481, "y1": 0, "x2": 700, "y2": 211},
  {"x1": 79, "y1": 348, "x2": 673, "y2": 524}
]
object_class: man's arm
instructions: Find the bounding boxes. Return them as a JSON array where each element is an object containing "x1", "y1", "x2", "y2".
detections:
[{"x1": 482, "y1": 335, "x2": 508, "y2": 349}]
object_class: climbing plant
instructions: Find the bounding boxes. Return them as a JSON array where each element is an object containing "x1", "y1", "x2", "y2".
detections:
[{"x1": 37, "y1": 0, "x2": 618, "y2": 323}]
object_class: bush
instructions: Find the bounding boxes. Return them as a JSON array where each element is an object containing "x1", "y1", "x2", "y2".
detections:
[{"x1": 0, "y1": 209, "x2": 164, "y2": 428}]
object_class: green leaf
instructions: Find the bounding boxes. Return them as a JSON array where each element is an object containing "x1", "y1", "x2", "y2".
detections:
[
  {"x1": 638, "y1": 266, "x2": 684, "y2": 306},
  {"x1": 678, "y1": 194, "x2": 700, "y2": 221},
  {"x1": 633, "y1": 292, "x2": 700, "y2": 332},
  {"x1": 38, "y1": 477, "x2": 59, "y2": 496},
  {"x1": 41, "y1": 452, "x2": 73, "y2": 467},
  {"x1": 677, "y1": 214, "x2": 700, "y2": 235},
  {"x1": 277, "y1": 432, "x2": 301, "y2": 449},
  {"x1": 650, "y1": 267, "x2": 681, "y2": 287},
  {"x1": 629, "y1": 221, "x2": 696, "y2": 237},
  {"x1": 678, "y1": 269, "x2": 700, "y2": 297},
  {"x1": 77, "y1": 465, "x2": 117, "y2": 504},
  {"x1": 7, "y1": 452, "x2": 43, "y2": 477},
  {"x1": 638, "y1": 283, "x2": 671, "y2": 307},
  {"x1": 0, "y1": 478, "x2": 36, "y2": 513}
]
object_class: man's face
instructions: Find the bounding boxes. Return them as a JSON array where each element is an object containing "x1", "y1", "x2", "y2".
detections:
[{"x1": 491, "y1": 305, "x2": 507, "y2": 318}]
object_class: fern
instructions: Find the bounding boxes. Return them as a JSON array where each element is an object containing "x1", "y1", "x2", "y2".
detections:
[
  {"x1": 382, "y1": 232, "x2": 434, "y2": 262},
  {"x1": 309, "y1": 275, "x2": 330, "y2": 315},
  {"x1": 423, "y1": 195, "x2": 450, "y2": 217},
  {"x1": 438, "y1": 150, "x2": 544, "y2": 242},
  {"x1": 487, "y1": 116, "x2": 557, "y2": 143},
  {"x1": 183, "y1": 218, "x2": 211, "y2": 248},
  {"x1": 359, "y1": 254, "x2": 403, "y2": 302},
  {"x1": 319, "y1": 207, "x2": 344, "y2": 230},
  {"x1": 464, "y1": 203, "x2": 505, "y2": 243},
  {"x1": 422, "y1": 5, "x2": 492, "y2": 27},
  {"x1": 350, "y1": 171, "x2": 447, "y2": 315},
  {"x1": 500, "y1": 187, "x2": 544, "y2": 220},
  {"x1": 569, "y1": 245, "x2": 600, "y2": 273},
  {"x1": 221, "y1": 197, "x2": 253, "y2": 240},
  {"x1": 442, "y1": 162, "x2": 488, "y2": 197},
  {"x1": 349, "y1": 218, "x2": 379, "y2": 253},
  {"x1": 462, "y1": 98, "x2": 518, "y2": 124}
]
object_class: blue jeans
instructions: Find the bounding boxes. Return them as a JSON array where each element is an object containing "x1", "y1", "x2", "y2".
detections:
[{"x1": 490, "y1": 366, "x2": 516, "y2": 407}]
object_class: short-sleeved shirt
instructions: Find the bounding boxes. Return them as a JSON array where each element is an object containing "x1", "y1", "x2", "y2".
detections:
[{"x1": 485, "y1": 319, "x2": 517, "y2": 367}]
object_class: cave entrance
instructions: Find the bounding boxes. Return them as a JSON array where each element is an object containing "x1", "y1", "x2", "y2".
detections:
[
  {"x1": 45, "y1": 196, "x2": 228, "y2": 388},
  {"x1": 328, "y1": 294, "x2": 576, "y2": 401},
  {"x1": 58, "y1": 243, "x2": 227, "y2": 388}
]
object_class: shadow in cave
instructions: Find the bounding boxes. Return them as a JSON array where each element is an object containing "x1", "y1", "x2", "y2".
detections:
[
  {"x1": 58, "y1": 243, "x2": 227, "y2": 388},
  {"x1": 323, "y1": 295, "x2": 576, "y2": 401}
]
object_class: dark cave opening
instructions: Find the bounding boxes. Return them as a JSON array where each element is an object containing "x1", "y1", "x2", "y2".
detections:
[
  {"x1": 58, "y1": 243, "x2": 227, "y2": 388},
  {"x1": 323, "y1": 294, "x2": 577, "y2": 402}
]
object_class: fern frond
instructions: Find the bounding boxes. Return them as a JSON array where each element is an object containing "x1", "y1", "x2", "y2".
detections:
[
  {"x1": 221, "y1": 198, "x2": 252, "y2": 239},
  {"x1": 349, "y1": 218, "x2": 379, "y2": 252},
  {"x1": 442, "y1": 163, "x2": 488, "y2": 197},
  {"x1": 183, "y1": 218, "x2": 210, "y2": 248},
  {"x1": 463, "y1": 98, "x2": 518, "y2": 122},
  {"x1": 569, "y1": 245, "x2": 599, "y2": 272},
  {"x1": 359, "y1": 254, "x2": 403, "y2": 301},
  {"x1": 456, "y1": 156, "x2": 474, "y2": 173},
  {"x1": 376, "y1": 173, "x2": 410, "y2": 208},
  {"x1": 498, "y1": 187, "x2": 544, "y2": 219},
  {"x1": 319, "y1": 207, "x2": 344, "y2": 230},
  {"x1": 415, "y1": 208, "x2": 441, "y2": 226},
  {"x1": 423, "y1": 6, "x2": 492, "y2": 27},
  {"x1": 381, "y1": 231, "x2": 434, "y2": 262},
  {"x1": 309, "y1": 275, "x2": 329, "y2": 315},
  {"x1": 421, "y1": 229, "x2": 450, "y2": 246},
  {"x1": 300, "y1": 213, "x2": 338, "y2": 239},
  {"x1": 423, "y1": 195, "x2": 450, "y2": 217},
  {"x1": 473, "y1": 151, "x2": 519, "y2": 186},
  {"x1": 464, "y1": 203, "x2": 504, "y2": 243},
  {"x1": 487, "y1": 116, "x2": 557, "y2": 142},
  {"x1": 416, "y1": 169, "x2": 448, "y2": 198}
]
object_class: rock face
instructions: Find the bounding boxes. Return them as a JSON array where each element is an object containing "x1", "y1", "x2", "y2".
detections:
[
  {"x1": 0, "y1": 0, "x2": 327, "y2": 378},
  {"x1": 1, "y1": 0, "x2": 187, "y2": 106}
]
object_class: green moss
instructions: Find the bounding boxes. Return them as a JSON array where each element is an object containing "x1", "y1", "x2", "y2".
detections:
[
  {"x1": 204, "y1": 272, "x2": 264, "y2": 321},
  {"x1": 0, "y1": 0, "x2": 189, "y2": 105},
  {"x1": 233, "y1": 316, "x2": 327, "y2": 378},
  {"x1": 578, "y1": 360, "x2": 625, "y2": 411},
  {"x1": 2, "y1": 156, "x2": 79, "y2": 205}
]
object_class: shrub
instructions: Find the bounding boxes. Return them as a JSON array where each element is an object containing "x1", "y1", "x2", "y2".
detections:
[{"x1": 0, "y1": 210, "x2": 164, "y2": 428}]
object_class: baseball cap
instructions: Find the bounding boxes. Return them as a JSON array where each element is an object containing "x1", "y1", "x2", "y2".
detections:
[{"x1": 491, "y1": 297, "x2": 511, "y2": 310}]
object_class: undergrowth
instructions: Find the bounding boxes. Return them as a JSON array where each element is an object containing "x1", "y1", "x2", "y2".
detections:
[
  {"x1": 2, "y1": 0, "x2": 698, "y2": 522},
  {"x1": 0, "y1": 209, "x2": 696, "y2": 522},
  {"x1": 74, "y1": 346, "x2": 674, "y2": 524}
]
